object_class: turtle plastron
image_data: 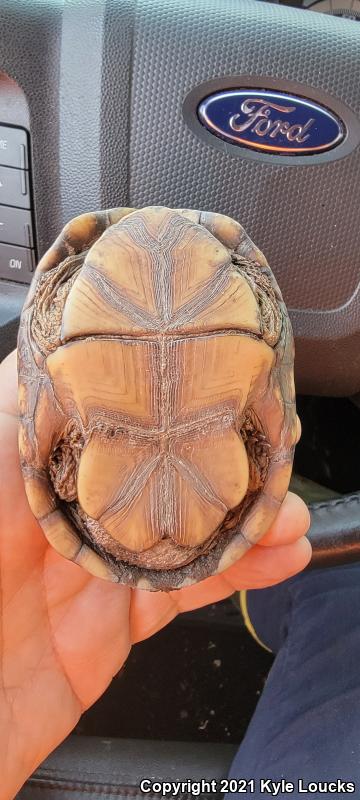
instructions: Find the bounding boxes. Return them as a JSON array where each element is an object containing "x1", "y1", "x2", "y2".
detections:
[{"x1": 18, "y1": 206, "x2": 296, "y2": 591}]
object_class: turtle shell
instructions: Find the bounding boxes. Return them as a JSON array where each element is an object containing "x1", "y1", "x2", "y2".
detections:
[{"x1": 17, "y1": 206, "x2": 296, "y2": 591}]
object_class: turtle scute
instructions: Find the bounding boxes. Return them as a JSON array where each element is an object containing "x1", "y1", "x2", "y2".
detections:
[{"x1": 18, "y1": 206, "x2": 296, "y2": 591}]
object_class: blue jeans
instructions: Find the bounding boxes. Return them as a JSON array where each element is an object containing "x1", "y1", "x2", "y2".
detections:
[{"x1": 227, "y1": 564, "x2": 360, "y2": 799}]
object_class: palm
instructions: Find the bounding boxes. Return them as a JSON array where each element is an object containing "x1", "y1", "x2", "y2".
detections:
[
  {"x1": 0, "y1": 351, "x2": 311, "y2": 796},
  {"x1": 0, "y1": 408, "x2": 131, "y2": 782}
]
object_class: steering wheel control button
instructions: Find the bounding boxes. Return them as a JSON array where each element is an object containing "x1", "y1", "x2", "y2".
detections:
[
  {"x1": 0, "y1": 166, "x2": 30, "y2": 209},
  {"x1": 0, "y1": 125, "x2": 28, "y2": 170},
  {"x1": 0, "y1": 243, "x2": 34, "y2": 284},
  {"x1": 0, "y1": 206, "x2": 33, "y2": 248}
]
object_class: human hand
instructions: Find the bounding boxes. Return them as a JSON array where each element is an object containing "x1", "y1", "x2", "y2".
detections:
[{"x1": 0, "y1": 350, "x2": 311, "y2": 799}]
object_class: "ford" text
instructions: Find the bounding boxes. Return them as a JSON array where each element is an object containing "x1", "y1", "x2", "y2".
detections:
[{"x1": 229, "y1": 99, "x2": 314, "y2": 143}]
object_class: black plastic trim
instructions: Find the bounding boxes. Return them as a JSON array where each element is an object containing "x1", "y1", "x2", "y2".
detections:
[{"x1": 183, "y1": 76, "x2": 360, "y2": 166}]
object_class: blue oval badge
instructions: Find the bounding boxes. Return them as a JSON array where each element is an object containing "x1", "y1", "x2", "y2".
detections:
[{"x1": 197, "y1": 90, "x2": 345, "y2": 155}]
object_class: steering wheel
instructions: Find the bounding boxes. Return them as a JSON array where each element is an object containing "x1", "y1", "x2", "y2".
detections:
[{"x1": 0, "y1": 2, "x2": 359, "y2": 562}]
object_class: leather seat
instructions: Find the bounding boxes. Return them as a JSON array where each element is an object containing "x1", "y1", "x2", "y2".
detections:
[
  {"x1": 307, "y1": 492, "x2": 360, "y2": 568},
  {"x1": 16, "y1": 736, "x2": 237, "y2": 800}
]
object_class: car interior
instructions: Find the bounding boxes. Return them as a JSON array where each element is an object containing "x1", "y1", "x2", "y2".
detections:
[{"x1": 0, "y1": 0, "x2": 359, "y2": 797}]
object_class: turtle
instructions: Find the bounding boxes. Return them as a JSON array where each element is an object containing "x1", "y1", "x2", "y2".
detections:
[{"x1": 17, "y1": 206, "x2": 297, "y2": 591}]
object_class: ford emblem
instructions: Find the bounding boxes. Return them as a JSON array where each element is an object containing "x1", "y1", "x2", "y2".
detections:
[{"x1": 197, "y1": 90, "x2": 345, "y2": 155}]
